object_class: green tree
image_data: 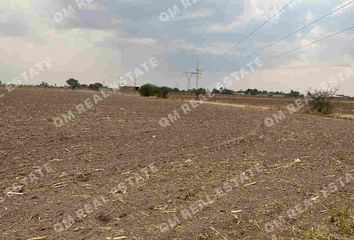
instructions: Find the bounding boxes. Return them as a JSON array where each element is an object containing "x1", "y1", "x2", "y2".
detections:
[
  {"x1": 245, "y1": 88, "x2": 260, "y2": 95},
  {"x1": 139, "y1": 84, "x2": 158, "y2": 97},
  {"x1": 193, "y1": 88, "x2": 207, "y2": 96},
  {"x1": 156, "y1": 86, "x2": 172, "y2": 98},
  {"x1": 39, "y1": 81, "x2": 50, "y2": 88},
  {"x1": 289, "y1": 90, "x2": 301, "y2": 97},
  {"x1": 66, "y1": 79, "x2": 80, "y2": 90},
  {"x1": 221, "y1": 88, "x2": 235, "y2": 95},
  {"x1": 212, "y1": 88, "x2": 221, "y2": 94},
  {"x1": 88, "y1": 83, "x2": 103, "y2": 91}
]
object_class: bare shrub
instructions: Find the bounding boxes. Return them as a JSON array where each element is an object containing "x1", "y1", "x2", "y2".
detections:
[{"x1": 306, "y1": 88, "x2": 337, "y2": 114}]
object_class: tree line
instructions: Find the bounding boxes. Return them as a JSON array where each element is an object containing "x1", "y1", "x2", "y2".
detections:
[
  {"x1": 2, "y1": 80, "x2": 353, "y2": 101},
  {"x1": 0, "y1": 79, "x2": 105, "y2": 92},
  {"x1": 138, "y1": 83, "x2": 302, "y2": 98}
]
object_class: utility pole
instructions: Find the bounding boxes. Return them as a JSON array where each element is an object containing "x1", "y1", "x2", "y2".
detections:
[
  {"x1": 133, "y1": 77, "x2": 136, "y2": 87},
  {"x1": 133, "y1": 76, "x2": 138, "y2": 91},
  {"x1": 184, "y1": 62, "x2": 203, "y2": 90},
  {"x1": 192, "y1": 62, "x2": 203, "y2": 89}
]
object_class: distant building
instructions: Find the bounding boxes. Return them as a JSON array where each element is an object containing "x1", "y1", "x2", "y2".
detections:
[{"x1": 333, "y1": 95, "x2": 350, "y2": 99}]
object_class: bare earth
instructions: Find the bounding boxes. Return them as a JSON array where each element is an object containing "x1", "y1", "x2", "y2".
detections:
[{"x1": 0, "y1": 88, "x2": 353, "y2": 240}]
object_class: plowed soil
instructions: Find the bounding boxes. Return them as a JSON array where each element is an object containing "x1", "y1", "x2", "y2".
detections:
[{"x1": 0, "y1": 88, "x2": 353, "y2": 240}]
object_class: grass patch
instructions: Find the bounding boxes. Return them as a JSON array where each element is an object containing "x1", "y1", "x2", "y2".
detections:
[
  {"x1": 303, "y1": 230, "x2": 329, "y2": 240},
  {"x1": 303, "y1": 208, "x2": 353, "y2": 239},
  {"x1": 330, "y1": 208, "x2": 354, "y2": 235}
]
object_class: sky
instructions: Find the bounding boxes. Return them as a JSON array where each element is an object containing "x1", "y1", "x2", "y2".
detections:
[{"x1": 0, "y1": 0, "x2": 353, "y2": 95}]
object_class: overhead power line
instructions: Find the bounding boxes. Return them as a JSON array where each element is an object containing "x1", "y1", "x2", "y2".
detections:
[
  {"x1": 242, "y1": 1, "x2": 354, "y2": 61},
  {"x1": 265, "y1": 25, "x2": 354, "y2": 63},
  {"x1": 260, "y1": 0, "x2": 354, "y2": 52},
  {"x1": 220, "y1": 0, "x2": 298, "y2": 58},
  {"x1": 262, "y1": 64, "x2": 352, "y2": 70},
  {"x1": 198, "y1": 1, "x2": 353, "y2": 86}
]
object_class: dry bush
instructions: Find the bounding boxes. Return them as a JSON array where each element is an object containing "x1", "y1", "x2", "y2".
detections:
[{"x1": 307, "y1": 88, "x2": 337, "y2": 115}]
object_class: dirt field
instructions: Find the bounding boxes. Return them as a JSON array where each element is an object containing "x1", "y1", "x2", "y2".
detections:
[
  {"x1": 0, "y1": 88, "x2": 353, "y2": 240},
  {"x1": 168, "y1": 93, "x2": 354, "y2": 115}
]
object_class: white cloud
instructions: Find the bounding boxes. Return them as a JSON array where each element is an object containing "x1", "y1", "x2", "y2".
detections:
[
  {"x1": 172, "y1": 9, "x2": 213, "y2": 21},
  {"x1": 121, "y1": 37, "x2": 157, "y2": 46},
  {"x1": 167, "y1": 39, "x2": 241, "y2": 56},
  {"x1": 306, "y1": 11, "x2": 315, "y2": 21},
  {"x1": 0, "y1": 0, "x2": 353, "y2": 94},
  {"x1": 262, "y1": 25, "x2": 354, "y2": 68},
  {"x1": 0, "y1": 0, "x2": 124, "y2": 85},
  {"x1": 203, "y1": 0, "x2": 299, "y2": 33},
  {"x1": 332, "y1": 0, "x2": 354, "y2": 15}
]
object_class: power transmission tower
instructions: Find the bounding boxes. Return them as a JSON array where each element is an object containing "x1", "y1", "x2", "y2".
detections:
[
  {"x1": 184, "y1": 70, "x2": 193, "y2": 90},
  {"x1": 184, "y1": 62, "x2": 203, "y2": 90},
  {"x1": 192, "y1": 62, "x2": 203, "y2": 89}
]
